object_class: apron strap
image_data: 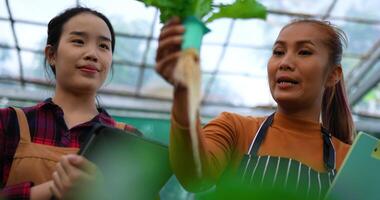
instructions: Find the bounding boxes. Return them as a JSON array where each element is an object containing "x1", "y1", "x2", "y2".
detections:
[
  {"x1": 248, "y1": 113, "x2": 275, "y2": 156},
  {"x1": 12, "y1": 107, "x2": 32, "y2": 143}
]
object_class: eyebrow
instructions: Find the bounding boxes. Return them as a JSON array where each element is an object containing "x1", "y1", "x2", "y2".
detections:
[
  {"x1": 69, "y1": 31, "x2": 111, "y2": 42},
  {"x1": 274, "y1": 40, "x2": 316, "y2": 47}
]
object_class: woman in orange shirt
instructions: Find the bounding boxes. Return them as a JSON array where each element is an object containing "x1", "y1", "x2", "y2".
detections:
[{"x1": 155, "y1": 18, "x2": 355, "y2": 199}]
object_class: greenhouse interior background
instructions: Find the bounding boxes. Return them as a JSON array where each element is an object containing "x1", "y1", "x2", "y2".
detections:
[{"x1": 1, "y1": 0, "x2": 380, "y2": 199}]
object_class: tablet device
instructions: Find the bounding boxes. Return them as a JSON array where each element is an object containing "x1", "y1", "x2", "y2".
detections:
[
  {"x1": 78, "y1": 124, "x2": 172, "y2": 200},
  {"x1": 325, "y1": 132, "x2": 380, "y2": 200}
]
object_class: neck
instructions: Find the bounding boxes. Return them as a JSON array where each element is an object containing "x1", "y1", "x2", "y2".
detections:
[
  {"x1": 277, "y1": 104, "x2": 321, "y2": 123},
  {"x1": 52, "y1": 85, "x2": 98, "y2": 116}
]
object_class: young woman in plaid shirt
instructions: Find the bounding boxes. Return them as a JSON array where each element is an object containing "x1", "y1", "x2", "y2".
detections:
[{"x1": 0, "y1": 7, "x2": 140, "y2": 200}]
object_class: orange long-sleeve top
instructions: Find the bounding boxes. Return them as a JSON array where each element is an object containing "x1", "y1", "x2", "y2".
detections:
[{"x1": 170, "y1": 111, "x2": 351, "y2": 192}]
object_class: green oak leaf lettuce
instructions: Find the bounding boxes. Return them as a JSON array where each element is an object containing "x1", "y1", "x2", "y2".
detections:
[
  {"x1": 207, "y1": 0, "x2": 267, "y2": 23},
  {"x1": 137, "y1": 0, "x2": 267, "y2": 23}
]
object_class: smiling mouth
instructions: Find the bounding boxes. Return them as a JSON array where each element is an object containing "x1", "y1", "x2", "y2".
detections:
[{"x1": 277, "y1": 80, "x2": 298, "y2": 84}]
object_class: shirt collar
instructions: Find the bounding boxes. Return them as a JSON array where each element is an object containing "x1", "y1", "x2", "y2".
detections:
[{"x1": 37, "y1": 98, "x2": 116, "y2": 126}]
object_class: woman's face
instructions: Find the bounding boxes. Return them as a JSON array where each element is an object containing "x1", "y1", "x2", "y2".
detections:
[
  {"x1": 48, "y1": 12, "x2": 112, "y2": 94},
  {"x1": 267, "y1": 23, "x2": 332, "y2": 110}
]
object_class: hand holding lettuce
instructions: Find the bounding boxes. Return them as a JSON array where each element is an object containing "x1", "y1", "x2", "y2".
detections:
[{"x1": 138, "y1": 0, "x2": 267, "y2": 178}]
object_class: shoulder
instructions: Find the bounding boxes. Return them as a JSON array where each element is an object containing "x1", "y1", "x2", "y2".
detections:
[
  {"x1": 0, "y1": 103, "x2": 44, "y2": 127},
  {"x1": 0, "y1": 107, "x2": 15, "y2": 116},
  {"x1": 0, "y1": 107, "x2": 16, "y2": 127}
]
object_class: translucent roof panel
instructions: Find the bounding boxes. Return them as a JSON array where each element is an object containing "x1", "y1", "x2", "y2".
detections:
[
  {"x1": 260, "y1": 0, "x2": 333, "y2": 15},
  {"x1": 331, "y1": 0, "x2": 380, "y2": 21},
  {"x1": 0, "y1": 21, "x2": 15, "y2": 47},
  {"x1": 200, "y1": 45, "x2": 223, "y2": 73},
  {"x1": 81, "y1": 0, "x2": 157, "y2": 37},
  {"x1": 0, "y1": 48, "x2": 19, "y2": 77},
  {"x1": 204, "y1": 74, "x2": 274, "y2": 107},
  {"x1": 145, "y1": 40, "x2": 158, "y2": 68},
  {"x1": 351, "y1": 60, "x2": 380, "y2": 116},
  {"x1": 219, "y1": 47, "x2": 270, "y2": 76},
  {"x1": 229, "y1": 15, "x2": 289, "y2": 48},
  {"x1": 139, "y1": 68, "x2": 173, "y2": 98},
  {"x1": 113, "y1": 37, "x2": 148, "y2": 65},
  {"x1": 21, "y1": 51, "x2": 46, "y2": 79},
  {"x1": 15, "y1": 23, "x2": 46, "y2": 51},
  {"x1": 342, "y1": 56, "x2": 361, "y2": 75},
  {"x1": 329, "y1": 19, "x2": 380, "y2": 56},
  {"x1": 103, "y1": 64, "x2": 139, "y2": 93},
  {"x1": 353, "y1": 82, "x2": 380, "y2": 117},
  {"x1": 203, "y1": 19, "x2": 233, "y2": 44},
  {"x1": 0, "y1": 0, "x2": 9, "y2": 18},
  {"x1": 9, "y1": 0, "x2": 76, "y2": 23}
]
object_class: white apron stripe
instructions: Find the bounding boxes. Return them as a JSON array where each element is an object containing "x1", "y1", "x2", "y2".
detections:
[
  {"x1": 272, "y1": 157, "x2": 281, "y2": 186},
  {"x1": 317, "y1": 172, "x2": 322, "y2": 199},
  {"x1": 284, "y1": 158, "x2": 292, "y2": 187},
  {"x1": 306, "y1": 167, "x2": 311, "y2": 198},
  {"x1": 249, "y1": 156, "x2": 262, "y2": 184},
  {"x1": 295, "y1": 162, "x2": 302, "y2": 190},
  {"x1": 260, "y1": 156, "x2": 271, "y2": 186},
  {"x1": 241, "y1": 155, "x2": 252, "y2": 179}
]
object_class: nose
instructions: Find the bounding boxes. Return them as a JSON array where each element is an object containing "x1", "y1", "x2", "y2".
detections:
[
  {"x1": 278, "y1": 53, "x2": 295, "y2": 71},
  {"x1": 84, "y1": 45, "x2": 98, "y2": 62}
]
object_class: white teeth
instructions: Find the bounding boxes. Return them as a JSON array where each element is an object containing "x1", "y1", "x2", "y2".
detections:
[
  {"x1": 278, "y1": 80, "x2": 297, "y2": 84},
  {"x1": 279, "y1": 81, "x2": 295, "y2": 85}
]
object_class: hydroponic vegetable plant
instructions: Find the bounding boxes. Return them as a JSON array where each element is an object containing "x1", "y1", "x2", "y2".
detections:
[{"x1": 138, "y1": 0, "x2": 267, "y2": 177}]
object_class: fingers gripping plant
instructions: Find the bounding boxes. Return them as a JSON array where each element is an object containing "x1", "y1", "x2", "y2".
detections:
[{"x1": 138, "y1": 0, "x2": 267, "y2": 177}]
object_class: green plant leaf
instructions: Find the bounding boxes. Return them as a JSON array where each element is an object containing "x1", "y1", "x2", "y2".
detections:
[
  {"x1": 138, "y1": 0, "x2": 214, "y2": 23},
  {"x1": 206, "y1": 0, "x2": 267, "y2": 23},
  {"x1": 137, "y1": 0, "x2": 266, "y2": 23},
  {"x1": 185, "y1": 0, "x2": 213, "y2": 19}
]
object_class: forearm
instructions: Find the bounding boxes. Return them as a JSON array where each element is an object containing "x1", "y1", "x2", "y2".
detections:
[
  {"x1": 169, "y1": 117, "x2": 214, "y2": 192},
  {"x1": 172, "y1": 88, "x2": 190, "y2": 127},
  {"x1": 170, "y1": 88, "x2": 234, "y2": 192},
  {"x1": 170, "y1": 88, "x2": 212, "y2": 190}
]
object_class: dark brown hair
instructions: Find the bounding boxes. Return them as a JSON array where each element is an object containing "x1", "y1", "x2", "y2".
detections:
[{"x1": 284, "y1": 19, "x2": 355, "y2": 144}]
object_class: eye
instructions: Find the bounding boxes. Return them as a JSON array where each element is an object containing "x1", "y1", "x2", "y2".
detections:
[
  {"x1": 71, "y1": 39, "x2": 84, "y2": 45},
  {"x1": 273, "y1": 49, "x2": 284, "y2": 56},
  {"x1": 99, "y1": 43, "x2": 110, "y2": 50},
  {"x1": 299, "y1": 50, "x2": 312, "y2": 56}
]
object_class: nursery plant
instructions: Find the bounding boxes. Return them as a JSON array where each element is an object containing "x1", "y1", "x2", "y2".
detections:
[{"x1": 138, "y1": 0, "x2": 267, "y2": 177}]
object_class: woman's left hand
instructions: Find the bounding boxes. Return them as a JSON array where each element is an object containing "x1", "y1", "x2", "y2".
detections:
[{"x1": 50, "y1": 154, "x2": 103, "y2": 199}]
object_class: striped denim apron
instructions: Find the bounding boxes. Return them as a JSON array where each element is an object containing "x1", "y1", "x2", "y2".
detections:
[{"x1": 237, "y1": 113, "x2": 336, "y2": 199}]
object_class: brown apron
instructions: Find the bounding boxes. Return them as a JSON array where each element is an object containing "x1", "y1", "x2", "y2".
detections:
[{"x1": 6, "y1": 107, "x2": 125, "y2": 186}]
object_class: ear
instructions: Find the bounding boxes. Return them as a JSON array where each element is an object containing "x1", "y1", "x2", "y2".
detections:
[
  {"x1": 325, "y1": 65, "x2": 343, "y2": 87},
  {"x1": 44, "y1": 45, "x2": 56, "y2": 67}
]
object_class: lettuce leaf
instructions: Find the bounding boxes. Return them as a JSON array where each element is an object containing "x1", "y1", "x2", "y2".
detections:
[
  {"x1": 206, "y1": 0, "x2": 267, "y2": 23},
  {"x1": 138, "y1": 0, "x2": 213, "y2": 22},
  {"x1": 138, "y1": 0, "x2": 266, "y2": 23}
]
